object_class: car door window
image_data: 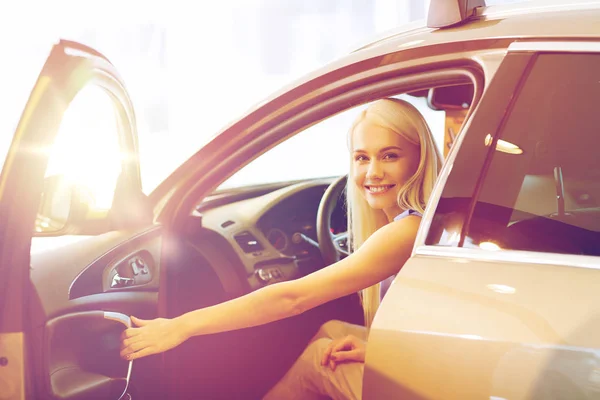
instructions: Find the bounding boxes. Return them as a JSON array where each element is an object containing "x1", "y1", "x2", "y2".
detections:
[
  {"x1": 464, "y1": 53, "x2": 600, "y2": 256},
  {"x1": 218, "y1": 94, "x2": 446, "y2": 190},
  {"x1": 36, "y1": 85, "x2": 123, "y2": 234},
  {"x1": 424, "y1": 53, "x2": 533, "y2": 247}
]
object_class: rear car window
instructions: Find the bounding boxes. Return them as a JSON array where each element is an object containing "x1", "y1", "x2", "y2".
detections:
[{"x1": 465, "y1": 53, "x2": 600, "y2": 256}]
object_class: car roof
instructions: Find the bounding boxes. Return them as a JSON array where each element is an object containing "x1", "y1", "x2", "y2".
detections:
[
  {"x1": 353, "y1": 0, "x2": 600, "y2": 55},
  {"x1": 233, "y1": 0, "x2": 600, "y2": 122}
]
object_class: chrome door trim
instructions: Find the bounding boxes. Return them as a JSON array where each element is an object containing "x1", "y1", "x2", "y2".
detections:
[
  {"x1": 412, "y1": 84, "x2": 480, "y2": 251},
  {"x1": 104, "y1": 312, "x2": 132, "y2": 400},
  {"x1": 509, "y1": 41, "x2": 600, "y2": 53},
  {"x1": 414, "y1": 245, "x2": 600, "y2": 271}
]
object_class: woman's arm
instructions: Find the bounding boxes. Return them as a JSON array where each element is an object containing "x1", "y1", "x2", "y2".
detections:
[{"x1": 120, "y1": 216, "x2": 420, "y2": 360}]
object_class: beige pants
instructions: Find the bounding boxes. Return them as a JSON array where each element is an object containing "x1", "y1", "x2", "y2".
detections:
[{"x1": 263, "y1": 320, "x2": 368, "y2": 400}]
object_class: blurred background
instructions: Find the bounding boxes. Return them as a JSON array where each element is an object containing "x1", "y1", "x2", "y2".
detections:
[{"x1": 0, "y1": 0, "x2": 525, "y2": 194}]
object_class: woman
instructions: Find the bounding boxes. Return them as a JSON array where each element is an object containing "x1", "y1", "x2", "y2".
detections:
[{"x1": 120, "y1": 98, "x2": 441, "y2": 397}]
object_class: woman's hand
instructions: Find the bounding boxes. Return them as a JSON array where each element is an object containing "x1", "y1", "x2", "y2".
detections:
[
  {"x1": 321, "y1": 334, "x2": 366, "y2": 371},
  {"x1": 120, "y1": 316, "x2": 188, "y2": 360}
]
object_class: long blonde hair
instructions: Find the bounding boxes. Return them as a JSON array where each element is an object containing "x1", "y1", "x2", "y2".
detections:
[{"x1": 346, "y1": 98, "x2": 441, "y2": 327}]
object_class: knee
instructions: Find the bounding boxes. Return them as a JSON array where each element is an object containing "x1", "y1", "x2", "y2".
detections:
[{"x1": 314, "y1": 320, "x2": 346, "y2": 340}]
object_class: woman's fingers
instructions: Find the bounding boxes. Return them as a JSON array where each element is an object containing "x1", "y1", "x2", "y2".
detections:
[
  {"x1": 328, "y1": 349, "x2": 364, "y2": 371},
  {"x1": 126, "y1": 346, "x2": 157, "y2": 361},
  {"x1": 130, "y1": 316, "x2": 149, "y2": 327},
  {"x1": 120, "y1": 328, "x2": 147, "y2": 351},
  {"x1": 331, "y1": 349, "x2": 362, "y2": 363},
  {"x1": 121, "y1": 327, "x2": 142, "y2": 341},
  {"x1": 331, "y1": 336, "x2": 353, "y2": 353},
  {"x1": 120, "y1": 340, "x2": 148, "y2": 358},
  {"x1": 321, "y1": 339, "x2": 343, "y2": 366},
  {"x1": 322, "y1": 335, "x2": 366, "y2": 370},
  {"x1": 321, "y1": 335, "x2": 354, "y2": 366},
  {"x1": 321, "y1": 341, "x2": 335, "y2": 366},
  {"x1": 119, "y1": 317, "x2": 185, "y2": 361}
]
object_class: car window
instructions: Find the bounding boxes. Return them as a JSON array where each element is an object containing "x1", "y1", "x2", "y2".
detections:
[
  {"x1": 218, "y1": 95, "x2": 446, "y2": 190},
  {"x1": 35, "y1": 85, "x2": 123, "y2": 234},
  {"x1": 465, "y1": 53, "x2": 600, "y2": 256}
]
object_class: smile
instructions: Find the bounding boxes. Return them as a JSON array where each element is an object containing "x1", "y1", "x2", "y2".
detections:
[{"x1": 365, "y1": 184, "x2": 396, "y2": 194}]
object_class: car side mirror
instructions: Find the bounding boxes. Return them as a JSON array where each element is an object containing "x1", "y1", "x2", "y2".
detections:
[
  {"x1": 35, "y1": 175, "x2": 94, "y2": 235},
  {"x1": 427, "y1": 84, "x2": 474, "y2": 111}
]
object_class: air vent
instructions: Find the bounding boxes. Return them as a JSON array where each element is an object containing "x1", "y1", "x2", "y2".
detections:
[
  {"x1": 221, "y1": 220, "x2": 235, "y2": 228},
  {"x1": 234, "y1": 232, "x2": 264, "y2": 253}
]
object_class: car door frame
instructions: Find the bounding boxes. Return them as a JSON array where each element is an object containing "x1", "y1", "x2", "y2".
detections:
[
  {"x1": 156, "y1": 40, "x2": 516, "y2": 229},
  {"x1": 417, "y1": 39, "x2": 600, "y2": 269},
  {"x1": 0, "y1": 39, "x2": 144, "y2": 399},
  {"x1": 364, "y1": 40, "x2": 600, "y2": 400}
]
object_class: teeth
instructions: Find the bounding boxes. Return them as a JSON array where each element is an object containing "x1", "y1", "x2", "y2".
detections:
[{"x1": 367, "y1": 185, "x2": 393, "y2": 193}]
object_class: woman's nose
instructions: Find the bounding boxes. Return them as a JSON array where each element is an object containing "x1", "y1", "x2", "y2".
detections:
[{"x1": 366, "y1": 160, "x2": 384, "y2": 180}]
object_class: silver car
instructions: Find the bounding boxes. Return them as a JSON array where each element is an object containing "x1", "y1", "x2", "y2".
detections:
[{"x1": 1, "y1": 0, "x2": 599, "y2": 399}]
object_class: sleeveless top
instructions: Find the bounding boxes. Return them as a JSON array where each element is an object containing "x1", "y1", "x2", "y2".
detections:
[{"x1": 380, "y1": 209, "x2": 423, "y2": 300}]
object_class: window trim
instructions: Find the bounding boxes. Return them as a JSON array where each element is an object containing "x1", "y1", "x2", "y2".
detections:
[
  {"x1": 171, "y1": 61, "x2": 486, "y2": 227},
  {"x1": 509, "y1": 40, "x2": 600, "y2": 53},
  {"x1": 414, "y1": 245, "x2": 600, "y2": 271}
]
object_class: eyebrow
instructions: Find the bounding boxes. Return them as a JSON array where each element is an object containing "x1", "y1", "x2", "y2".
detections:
[{"x1": 353, "y1": 146, "x2": 403, "y2": 153}]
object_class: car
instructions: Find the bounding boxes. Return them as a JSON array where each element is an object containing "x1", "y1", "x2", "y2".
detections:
[{"x1": 1, "y1": 0, "x2": 600, "y2": 399}]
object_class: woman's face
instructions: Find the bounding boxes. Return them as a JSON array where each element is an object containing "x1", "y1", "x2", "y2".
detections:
[{"x1": 352, "y1": 118, "x2": 420, "y2": 220}]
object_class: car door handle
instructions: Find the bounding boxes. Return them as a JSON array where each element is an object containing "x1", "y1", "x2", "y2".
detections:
[
  {"x1": 111, "y1": 273, "x2": 135, "y2": 288},
  {"x1": 104, "y1": 311, "x2": 132, "y2": 328},
  {"x1": 104, "y1": 312, "x2": 133, "y2": 400}
]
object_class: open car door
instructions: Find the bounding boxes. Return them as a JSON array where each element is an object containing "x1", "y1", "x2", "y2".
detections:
[{"x1": 0, "y1": 40, "x2": 158, "y2": 399}]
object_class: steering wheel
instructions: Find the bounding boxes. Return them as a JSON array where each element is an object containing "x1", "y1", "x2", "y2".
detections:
[{"x1": 317, "y1": 175, "x2": 350, "y2": 266}]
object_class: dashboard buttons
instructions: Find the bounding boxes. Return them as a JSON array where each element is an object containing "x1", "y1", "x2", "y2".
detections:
[
  {"x1": 256, "y1": 268, "x2": 273, "y2": 283},
  {"x1": 130, "y1": 256, "x2": 149, "y2": 276},
  {"x1": 255, "y1": 268, "x2": 284, "y2": 283}
]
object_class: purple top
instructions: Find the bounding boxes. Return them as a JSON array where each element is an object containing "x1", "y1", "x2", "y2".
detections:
[
  {"x1": 380, "y1": 210, "x2": 422, "y2": 300},
  {"x1": 394, "y1": 209, "x2": 423, "y2": 221}
]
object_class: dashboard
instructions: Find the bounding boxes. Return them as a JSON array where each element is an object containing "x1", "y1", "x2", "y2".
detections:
[
  {"x1": 258, "y1": 185, "x2": 347, "y2": 257},
  {"x1": 198, "y1": 178, "x2": 347, "y2": 290}
]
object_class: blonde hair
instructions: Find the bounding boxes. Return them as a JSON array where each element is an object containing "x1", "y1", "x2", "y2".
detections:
[{"x1": 346, "y1": 98, "x2": 441, "y2": 327}]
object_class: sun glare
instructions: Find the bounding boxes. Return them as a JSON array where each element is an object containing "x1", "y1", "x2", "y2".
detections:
[{"x1": 45, "y1": 85, "x2": 123, "y2": 210}]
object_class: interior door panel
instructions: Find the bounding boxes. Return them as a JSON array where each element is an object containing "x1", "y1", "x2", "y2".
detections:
[
  {"x1": 0, "y1": 39, "x2": 159, "y2": 399},
  {"x1": 28, "y1": 227, "x2": 161, "y2": 399},
  {"x1": 44, "y1": 312, "x2": 131, "y2": 400},
  {"x1": 30, "y1": 227, "x2": 161, "y2": 323}
]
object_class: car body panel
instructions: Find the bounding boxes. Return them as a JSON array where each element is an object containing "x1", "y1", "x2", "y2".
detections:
[{"x1": 366, "y1": 253, "x2": 600, "y2": 399}]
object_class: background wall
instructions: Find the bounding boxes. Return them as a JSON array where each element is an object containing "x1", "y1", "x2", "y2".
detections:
[{"x1": 0, "y1": 0, "x2": 525, "y2": 191}]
